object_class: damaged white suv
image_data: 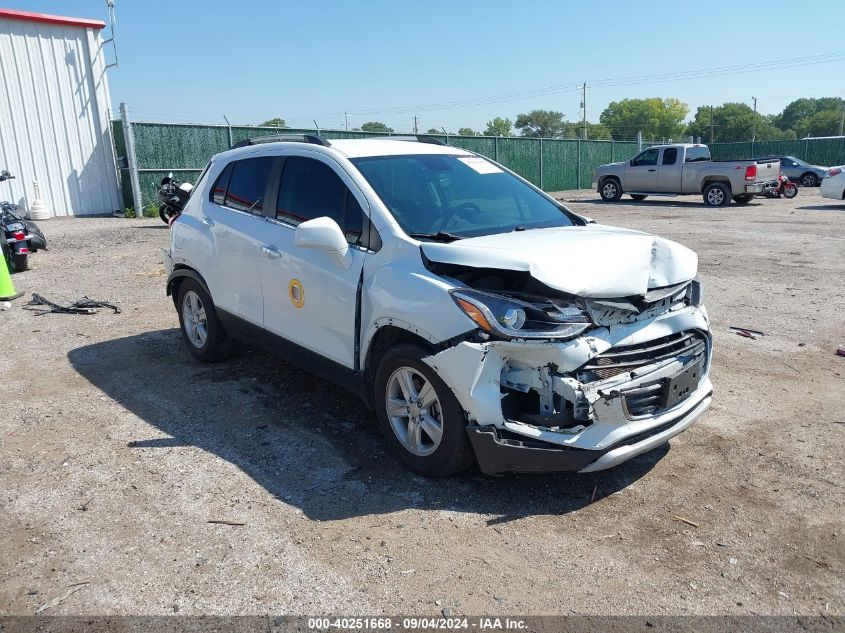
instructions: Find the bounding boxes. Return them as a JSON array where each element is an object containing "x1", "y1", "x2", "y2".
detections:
[{"x1": 164, "y1": 135, "x2": 713, "y2": 477}]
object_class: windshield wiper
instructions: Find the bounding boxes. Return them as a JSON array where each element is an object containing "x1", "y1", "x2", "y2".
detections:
[{"x1": 408, "y1": 231, "x2": 464, "y2": 242}]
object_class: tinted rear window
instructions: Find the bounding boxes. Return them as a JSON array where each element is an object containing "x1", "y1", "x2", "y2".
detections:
[{"x1": 224, "y1": 157, "x2": 274, "y2": 213}]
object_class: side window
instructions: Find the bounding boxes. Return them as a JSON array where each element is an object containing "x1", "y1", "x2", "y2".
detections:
[
  {"x1": 781, "y1": 158, "x2": 795, "y2": 167},
  {"x1": 662, "y1": 148, "x2": 678, "y2": 165},
  {"x1": 224, "y1": 157, "x2": 274, "y2": 214},
  {"x1": 276, "y1": 157, "x2": 365, "y2": 245},
  {"x1": 210, "y1": 162, "x2": 234, "y2": 205},
  {"x1": 631, "y1": 148, "x2": 659, "y2": 166}
]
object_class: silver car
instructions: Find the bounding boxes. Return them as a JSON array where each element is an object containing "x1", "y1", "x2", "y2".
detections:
[{"x1": 757, "y1": 155, "x2": 828, "y2": 187}]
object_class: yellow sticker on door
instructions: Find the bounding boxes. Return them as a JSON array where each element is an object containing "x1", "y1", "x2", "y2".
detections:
[{"x1": 288, "y1": 279, "x2": 305, "y2": 308}]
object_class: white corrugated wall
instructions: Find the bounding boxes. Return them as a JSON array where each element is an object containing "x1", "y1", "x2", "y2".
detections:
[{"x1": 0, "y1": 17, "x2": 120, "y2": 216}]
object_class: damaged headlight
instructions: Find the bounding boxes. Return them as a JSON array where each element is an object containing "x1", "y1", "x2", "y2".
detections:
[
  {"x1": 686, "y1": 278, "x2": 704, "y2": 307},
  {"x1": 450, "y1": 288, "x2": 591, "y2": 340}
]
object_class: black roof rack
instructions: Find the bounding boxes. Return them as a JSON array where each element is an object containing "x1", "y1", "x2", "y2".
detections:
[
  {"x1": 230, "y1": 134, "x2": 331, "y2": 149},
  {"x1": 366, "y1": 135, "x2": 446, "y2": 146}
]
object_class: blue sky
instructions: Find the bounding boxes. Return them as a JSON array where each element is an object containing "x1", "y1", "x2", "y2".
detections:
[{"x1": 10, "y1": 0, "x2": 845, "y2": 136}]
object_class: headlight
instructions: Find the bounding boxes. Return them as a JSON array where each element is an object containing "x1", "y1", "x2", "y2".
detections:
[
  {"x1": 450, "y1": 288, "x2": 590, "y2": 340},
  {"x1": 687, "y1": 278, "x2": 704, "y2": 307}
]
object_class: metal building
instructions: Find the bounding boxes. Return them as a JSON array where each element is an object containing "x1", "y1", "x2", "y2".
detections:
[{"x1": 0, "y1": 8, "x2": 120, "y2": 217}]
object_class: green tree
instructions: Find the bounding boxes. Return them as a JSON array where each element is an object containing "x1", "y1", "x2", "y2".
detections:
[
  {"x1": 426, "y1": 128, "x2": 440, "y2": 134},
  {"x1": 515, "y1": 110, "x2": 568, "y2": 137},
  {"x1": 361, "y1": 121, "x2": 394, "y2": 133},
  {"x1": 685, "y1": 103, "x2": 793, "y2": 143},
  {"x1": 776, "y1": 97, "x2": 844, "y2": 137},
  {"x1": 599, "y1": 98, "x2": 688, "y2": 141},
  {"x1": 797, "y1": 110, "x2": 844, "y2": 137},
  {"x1": 457, "y1": 127, "x2": 477, "y2": 136},
  {"x1": 261, "y1": 117, "x2": 287, "y2": 127},
  {"x1": 484, "y1": 117, "x2": 513, "y2": 136}
]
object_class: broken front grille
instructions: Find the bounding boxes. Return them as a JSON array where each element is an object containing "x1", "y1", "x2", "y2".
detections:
[{"x1": 579, "y1": 330, "x2": 708, "y2": 381}]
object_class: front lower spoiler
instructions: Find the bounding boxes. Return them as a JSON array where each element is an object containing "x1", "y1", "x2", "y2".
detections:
[{"x1": 466, "y1": 393, "x2": 712, "y2": 475}]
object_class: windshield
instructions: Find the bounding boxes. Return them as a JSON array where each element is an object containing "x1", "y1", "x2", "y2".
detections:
[{"x1": 350, "y1": 154, "x2": 579, "y2": 238}]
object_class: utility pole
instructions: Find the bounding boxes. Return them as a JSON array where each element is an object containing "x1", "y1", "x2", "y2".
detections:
[
  {"x1": 344, "y1": 112, "x2": 348, "y2": 131},
  {"x1": 581, "y1": 82, "x2": 587, "y2": 140},
  {"x1": 710, "y1": 105, "x2": 715, "y2": 144},
  {"x1": 751, "y1": 96, "x2": 757, "y2": 142},
  {"x1": 839, "y1": 105, "x2": 844, "y2": 136},
  {"x1": 413, "y1": 116, "x2": 419, "y2": 134}
]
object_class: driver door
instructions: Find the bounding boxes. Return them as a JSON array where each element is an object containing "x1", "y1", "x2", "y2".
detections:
[{"x1": 624, "y1": 147, "x2": 660, "y2": 192}]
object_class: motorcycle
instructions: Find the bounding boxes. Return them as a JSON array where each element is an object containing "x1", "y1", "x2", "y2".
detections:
[
  {"x1": 1, "y1": 170, "x2": 47, "y2": 272},
  {"x1": 759, "y1": 172, "x2": 798, "y2": 199},
  {"x1": 156, "y1": 172, "x2": 193, "y2": 225}
]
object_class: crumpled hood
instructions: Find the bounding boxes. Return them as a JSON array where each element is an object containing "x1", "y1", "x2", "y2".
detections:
[{"x1": 422, "y1": 225, "x2": 698, "y2": 298}]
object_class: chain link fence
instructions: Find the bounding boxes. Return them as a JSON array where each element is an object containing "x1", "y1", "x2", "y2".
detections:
[
  {"x1": 111, "y1": 118, "x2": 642, "y2": 212},
  {"x1": 111, "y1": 114, "x2": 845, "y2": 213}
]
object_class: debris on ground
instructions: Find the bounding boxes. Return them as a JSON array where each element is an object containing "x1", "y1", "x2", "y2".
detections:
[
  {"x1": 207, "y1": 519, "x2": 246, "y2": 526},
  {"x1": 836, "y1": 345, "x2": 845, "y2": 358},
  {"x1": 673, "y1": 515, "x2": 700, "y2": 528},
  {"x1": 730, "y1": 326, "x2": 764, "y2": 340},
  {"x1": 34, "y1": 582, "x2": 88, "y2": 614},
  {"x1": 26, "y1": 294, "x2": 121, "y2": 316}
]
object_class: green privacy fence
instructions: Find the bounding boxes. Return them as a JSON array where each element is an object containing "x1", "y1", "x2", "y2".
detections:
[
  {"x1": 112, "y1": 120, "x2": 845, "y2": 212},
  {"x1": 111, "y1": 120, "x2": 641, "y2": 211},
  {"x1": 708, "y1": 137, "x2": 845, "y2": 166}
]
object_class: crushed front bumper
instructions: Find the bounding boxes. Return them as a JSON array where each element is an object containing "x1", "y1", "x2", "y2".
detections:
[{"x1": 424, "y1": 306, "x2": 712, "y2": 475}]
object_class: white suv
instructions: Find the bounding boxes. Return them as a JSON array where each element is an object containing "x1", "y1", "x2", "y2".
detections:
[{"x1": 164, "y1": 135, "x2": 713, "y2": 477}]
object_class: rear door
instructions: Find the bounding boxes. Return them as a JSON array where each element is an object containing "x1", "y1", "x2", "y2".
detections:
[
  {"x1": 624, "y1": 148, "x2": 660, "y2": 192},
  {"x1": 258, "y1": 154, "x2": 371, "y2": 368},
  {"x1": 779, "y1": 157, "x2": 800, "y2": 180},
  {"x1": 202, "y1": 156, "x2": 274, "y2": 330},
  {"x1": 657, "y1": 147, "x2": 681, "y2": 192}
]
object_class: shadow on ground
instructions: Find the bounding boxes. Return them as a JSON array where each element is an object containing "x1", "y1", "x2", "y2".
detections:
[{"x1": 68, "y1": 329, "x2": 665, "y2": 523}]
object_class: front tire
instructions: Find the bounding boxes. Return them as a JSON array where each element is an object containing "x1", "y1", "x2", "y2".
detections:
[
  {"x1": 177, "y1": 279, "x2": 231, "y2": 362},
  {"x1": 703, "y1": 182, "x2": 731, "y2": 207},
  {"x1": 783, "y1": 184, "x2": 798, "y2": 199},
  {"x1": 630, "y1": 194, "x2": 648, "y2": 201},
  {"x1": 374, "y1": 343, "x2": 475, "y2": 477},
  {"x1": 11, "y1": 253, "x2": 28, "y2": 272},
  {"x1": 733, "y1": 194, "x2": 754, "y2": 205},
  {"x1": 599, "y1": 178, "x2": 622, "y2": 201},
  {"x1": 800, "y1": 173, "x2": 818, "y2": 187}
]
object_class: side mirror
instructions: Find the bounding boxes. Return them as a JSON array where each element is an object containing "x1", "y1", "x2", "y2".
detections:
[{"x1": 294, "y1": 216, "x2": 350, "y2": 267}]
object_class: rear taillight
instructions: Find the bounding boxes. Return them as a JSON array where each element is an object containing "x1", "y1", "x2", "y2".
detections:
[
  {"x1": 744, "y1": 164, "x2": 757, "y2": 181},
  {"x1": 12, "y1": 230, "x2": 25, "y2": 241},
  {"x1": 18, "y1": 247, "x2": 28, "y2": 254},
  {"x1": 829, "y1": 167, "x2": 842, "y2": 177}
]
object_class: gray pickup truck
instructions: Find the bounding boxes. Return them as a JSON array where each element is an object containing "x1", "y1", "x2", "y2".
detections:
[{"x1": 594, "y1": 144, "x2": 780, "y2": 207}]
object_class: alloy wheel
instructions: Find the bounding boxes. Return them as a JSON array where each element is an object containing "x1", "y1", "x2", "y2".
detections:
[
  {"x1": 385, "y1": 367, "x2": 444, "y2": 456},
  {"x1": 182, "y1": 290, "x2": 208, "y2": 348}
]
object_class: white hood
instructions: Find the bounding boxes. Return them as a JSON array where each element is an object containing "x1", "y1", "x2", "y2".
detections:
[{"x1": 421, "y1": 225, "x2": 698, "y2": 298}]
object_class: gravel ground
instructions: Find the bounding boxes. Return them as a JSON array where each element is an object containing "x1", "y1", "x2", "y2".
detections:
[{"x1": 0, "y1": 189, "x2": 843, "y2": 616}]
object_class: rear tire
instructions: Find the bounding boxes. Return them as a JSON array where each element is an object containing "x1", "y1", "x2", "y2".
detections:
[
  {"x1": 11, "y1": 253, "x2": 28, "y2": 272},
  {"x1": 800, "y1": 173, "x2": 818, "y2": 187},
  {"x1": 703, "y1": 182, "x2": 731, "y2": 207},
  {"x1": 783, "y1": 184, "x2": 798, "y2": 199},
  {"x1": 733, "y1": 194, "x2": 754, "y2": 205},
  {"x1": 630, "y1": 194, "x2": 648, "y2": 201},
  {"x1": 373, "y1": 343, "x2": 475, "y2": 477},
  {"x1": 599, "y1": 178, "x2": 622, "y2": 201},
  {"x1": 176, "y1": 279, "x2": 232, "y2": 362}
]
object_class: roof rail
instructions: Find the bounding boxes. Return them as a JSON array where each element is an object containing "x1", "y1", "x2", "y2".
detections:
[
  {"x1": 366, "y1": 135, "x2": 446, "y2": 146},
  {"x1": 230, "y1": 134, "x2": 331, "y2": 149}
]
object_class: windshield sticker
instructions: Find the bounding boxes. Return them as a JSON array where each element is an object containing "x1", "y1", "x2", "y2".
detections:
[{"x1": 457, "y1": 156, "x2": 503, "y2": 174}]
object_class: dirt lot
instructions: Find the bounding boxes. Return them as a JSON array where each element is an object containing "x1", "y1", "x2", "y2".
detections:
[{"x1": 1, "y1": 189, "x2": 843, "y2": 617}]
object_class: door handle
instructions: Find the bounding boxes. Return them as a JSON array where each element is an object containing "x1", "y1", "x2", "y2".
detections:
[
  {"x1": 648, "y1": 169, "x2": 657, "y2": 172},
  {"x1": 261, "y1": 245, "x2": 281, "y2": 259},
  {"x1": 200, "y1": 216, "x2": 214, "y2": 227}
]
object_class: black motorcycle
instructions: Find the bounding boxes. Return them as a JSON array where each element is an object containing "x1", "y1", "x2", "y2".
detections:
[
  {"x1": 157, "y1": 172, "x2": 193, "y2": 225},
  {"x1": 1, "y1": 170, "x2": 47, "y2": 272}
]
